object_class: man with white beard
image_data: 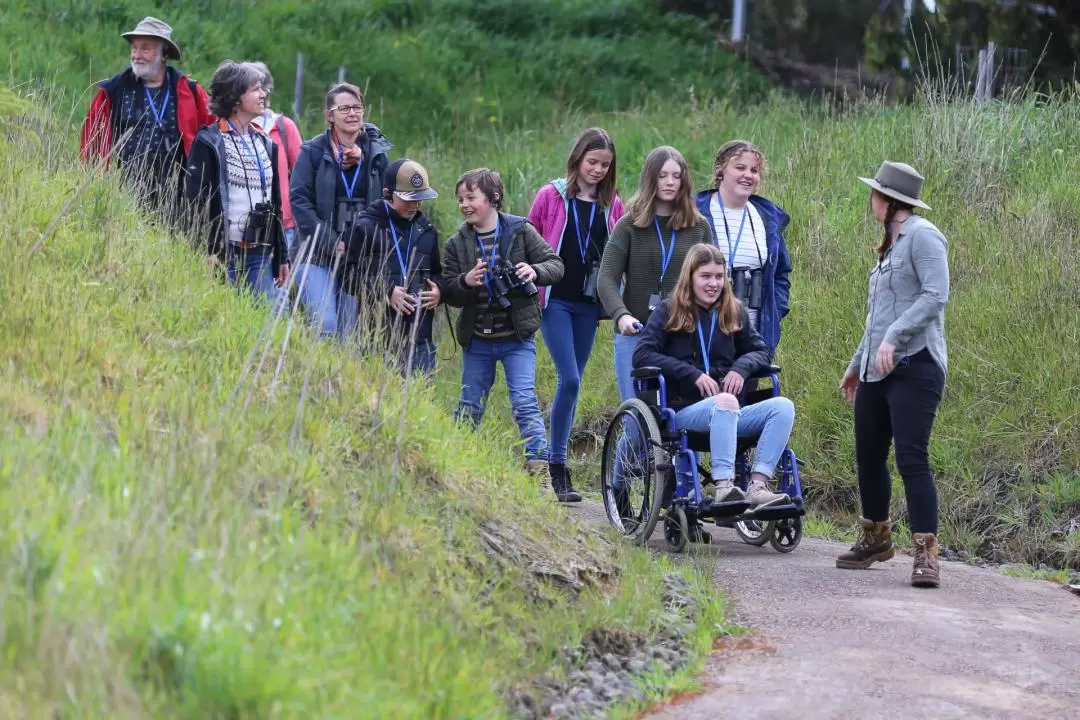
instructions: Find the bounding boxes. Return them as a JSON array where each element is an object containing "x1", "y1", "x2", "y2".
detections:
[{"x1": 80, "y1": 16, "x2": 214, "y2": 221}]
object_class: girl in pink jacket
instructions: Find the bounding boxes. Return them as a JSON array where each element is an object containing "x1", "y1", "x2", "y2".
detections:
[{"x1": 527, "y1": 127, "x2": 625, "y2": 502}]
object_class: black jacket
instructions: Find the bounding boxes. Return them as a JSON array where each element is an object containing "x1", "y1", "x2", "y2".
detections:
[
  {"x1": 185, "y1": 123, "x2": 287, "y2": 274},
  {"x1": 442, "y1": 213, "x2": 564, "y2": 348},
  {"x1": 632, "y1": 299, "x2": 771, "y2": 409},
  {"x1": 288, "y1": 125, "x2": 393, "y2": 266},
  {"x1": 342, "y1": 200, "x2": 443, "y2": 345}
]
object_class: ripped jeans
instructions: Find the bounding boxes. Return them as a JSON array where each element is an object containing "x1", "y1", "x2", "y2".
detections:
[{"x1": 673, "y1": 396, "x2": 795, "y2": 481}]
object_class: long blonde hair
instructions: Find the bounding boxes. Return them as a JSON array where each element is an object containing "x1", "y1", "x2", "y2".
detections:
[
  {"x1": 665, "y1": 244, "x2": 742, "y2": 334},
  {"x1": 625, "y1": 146, "x2": 701, "y2": 229}
]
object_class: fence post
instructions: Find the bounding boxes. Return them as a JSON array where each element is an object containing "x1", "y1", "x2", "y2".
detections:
[
  {"x1": 974, "y1": 48, "x2": 988, "y2": 104},
  {"x1": 731, "y1": 0, "x2": 745, "y2": 43},
  {"x1": 293, "y1": 52, "x2": 304, "y2": 119},
  {"x1": 337, "y1": 66, "x2": 346, "y2": 84}
]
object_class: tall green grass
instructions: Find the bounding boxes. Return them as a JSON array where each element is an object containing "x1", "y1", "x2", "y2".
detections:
[
  {"x1": 410, "y1": 88, "x2": 1080, "y2": 567},
  {"x1": 0, "y1": 88, "x2": 725, "y2": 717}
]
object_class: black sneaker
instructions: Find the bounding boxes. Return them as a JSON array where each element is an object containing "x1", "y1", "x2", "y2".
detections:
[{"x1": 550, "y1": 464, "x2": 582, "y2": 503}]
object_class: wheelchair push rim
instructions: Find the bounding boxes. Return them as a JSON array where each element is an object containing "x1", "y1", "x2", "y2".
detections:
[
  {"x1": 600, "y1": 398, "x2": 666, "y2": 545},
  {"x1": 735, "y1": 518, "x2": 773, "y2": 546}
]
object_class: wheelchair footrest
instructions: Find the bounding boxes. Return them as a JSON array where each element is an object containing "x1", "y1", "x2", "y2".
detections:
[
  {"x1": 740, "y1": 503, "x2": 806, "y2": 522},
  {"x1": 698, "y1": 499, "x2": 753, "y2": 519}
]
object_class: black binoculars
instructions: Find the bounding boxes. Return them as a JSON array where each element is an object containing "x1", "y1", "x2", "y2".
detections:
[
  {"x1": 241, "y1": 202, "x2": 274, "y2": 246},
  {"x1": 335, "y1": 198, "x2": 365, "y2": 235},
  {"x1": 490, "y1": 263, "x2": 538, "y2": 309},
  {"x1": 408, "y1": 269, "x2": 431, "y2": 299},
  {"x1": 582, "y1": 262, "x2": 600, "y2": 302},
  {"x1": 730, "y1": 266, "x2": 764, "y2": 310}
]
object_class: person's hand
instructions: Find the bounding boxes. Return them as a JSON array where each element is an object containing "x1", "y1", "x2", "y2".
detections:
[
  {"x1": 464, "y1": 259, "x2": 488, "y2": 288},
  {"x1": 695, "y1": 373, "x2": 720, "y2": 397},
  {"x1": 419, "y1": 279, "x2": 441, "y2": 310},
  {"x1": 617, "y1": 315, "x2": 641, "y2": 336},
  {"x1": 334, "y1": 240, "x2": 345, "y2": 256},
  {"x1": 875, "y1": 340, "x2": 898, "y2": 375},
  {"x1": 390, "y1": 286, "x2": 417, "y2": 314},
  {"x1": 721, "y1": 370, "x2": 744, "y2": 395},
  {"x1": 839, "y1": 369, "x2": 859, "y2": 404},
  {"x1": 277, "y1": 263, "x2": 290, "y2": 287},
  {"x1": 515, "y1": 262, "x2": 537, "y2": 283}
]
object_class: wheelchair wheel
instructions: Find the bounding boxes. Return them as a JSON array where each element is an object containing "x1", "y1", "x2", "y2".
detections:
[
  {"x1": 664, "y1": 506, "x2": 688, "y2": 553},
  {"x1": 600, "y1": 398, "x2": 665, "y2": 545},
  {"x1": 735, "y1": 519, "x2": 772, "y2": 547},
  {"x1": 769, "y1": 517, "x2": 803, "y2": 553}
]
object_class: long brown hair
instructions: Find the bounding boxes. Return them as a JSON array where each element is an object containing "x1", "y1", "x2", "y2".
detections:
[
  {"x1": 565, "y1": 127, "x2": 617, "y2": 208},
  {"x1": 874, "y1": 190, "x2": 915, "y2": 260},
  {"x1": 625, "y1": 146, "x2": 701, "y2": 230},
  {"x1": 665, "y1": 244, "x2": 742, "y2": 334},
  {"x1": 712, "y1": 139, "x2": 767, "y2": 189}
]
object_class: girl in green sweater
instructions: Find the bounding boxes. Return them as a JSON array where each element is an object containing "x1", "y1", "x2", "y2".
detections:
[{"x1": 597, "y1": 145, "x2": 712, "y2": 403}]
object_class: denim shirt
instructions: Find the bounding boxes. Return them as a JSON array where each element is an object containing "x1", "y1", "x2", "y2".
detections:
[{"x1": 847, "y1": 215, "x2": 950, "y2": 383}]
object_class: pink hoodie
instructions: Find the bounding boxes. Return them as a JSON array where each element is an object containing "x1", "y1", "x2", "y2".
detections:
[{"x1": 527, "y1": 178, "x2": 625, "y2": 309}]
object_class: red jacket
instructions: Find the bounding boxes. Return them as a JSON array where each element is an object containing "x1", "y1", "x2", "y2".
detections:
[{"x1": 80, "y1": 67, "x2": 214, "y2": 163}]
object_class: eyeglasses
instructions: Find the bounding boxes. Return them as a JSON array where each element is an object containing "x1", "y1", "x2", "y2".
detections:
[{"x1": 331, "y1": 104, "x2": 364, "y2": 116}]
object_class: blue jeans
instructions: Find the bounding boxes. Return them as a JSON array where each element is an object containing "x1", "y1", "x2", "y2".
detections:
[
  {"x1": 227, "y1": 249, "x2": 278, "y2": 302},
  {"x1": 284, "y1": 228, "x2": 298, "y2": 261},
  {"x1": 541, "y1": 298, "x2": 601, "y2": 465},
  {"x1": 674, "y1": 396, "x2": 795, "y2": 481},
  {"x1": 613, "y1": 331, "x2": 640, "y2": 402},
  {"x1": 295, "y1": 262, "x2": 340, "y2": 335},
  {"x1": 455, "y1": 336, "x2": 548, "y2": 462}
]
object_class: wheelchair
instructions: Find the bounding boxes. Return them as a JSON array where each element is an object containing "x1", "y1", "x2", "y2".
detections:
[{"x1": 600, "y1": 364, "x2": 805, "y2": 553}]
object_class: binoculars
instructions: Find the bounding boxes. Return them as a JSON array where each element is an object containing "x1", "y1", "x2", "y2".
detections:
[
  {"x1": 240, "y1": 202, "x2": 274, "y2": 247},
  {"x1": 335, "y1": 198, "x2": 365, "y2": 235},
  {"x1": 582, "y1": 262, "x2": 600, "y2": 303},
  {"x1": 730, "y1": 266, "x2": 764, "y2": 310},
  {"x1": 408, "y1": 268, "x2": 431, "y2": 299},
  {"x1": 489, "y1": 262, "x2": 538, "y2": 309}
]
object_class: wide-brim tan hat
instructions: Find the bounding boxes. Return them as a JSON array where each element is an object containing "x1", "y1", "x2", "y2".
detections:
[
  {"x1": 122, "y1": 16, "x2": 182, "y2": 62},
  {"x1": 859, "y1": 161, "x2": 931, "y2": 210}
]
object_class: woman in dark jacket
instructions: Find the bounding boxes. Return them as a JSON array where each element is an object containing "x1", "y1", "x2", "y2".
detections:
[
  {"x1": 186, "y1": 60, "x2": 288, "y2": 303},
  {"x1": 288, "y1": 82, "x2": 393, "y2": 336},
  {"x1": 633, "y1": 243, "x2": 794, "y2": 509},
  {"x1": 342, "y1": 159, "x2": 443, "y2": 374}
]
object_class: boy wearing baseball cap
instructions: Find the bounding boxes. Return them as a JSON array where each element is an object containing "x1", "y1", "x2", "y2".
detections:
[{"x1": 342, "y1": 159, "x2": 443, "y2": 375}]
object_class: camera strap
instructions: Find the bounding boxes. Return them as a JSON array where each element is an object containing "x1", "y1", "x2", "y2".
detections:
[
  {"x1": 696, "y1": 310, "x2": 718, "y2": 375},
  {"x1": 226, "y1": 121, "x2": 268, "y2": 201},
  {"x1": 718, "y1": 196, "x2": 764, "y2": 269},
  {"x1": 653, "y1": 216, "x2": 677, "y2": 294},
  {"x1": 572, "y1": 199, "x2": 597, "y2": 264},
  {"x1": 385, "y1": 201, "x2": 415, "y2": 280},
  {"x1": 474, "y1": 220, "x2": 500, "y2": 300}
]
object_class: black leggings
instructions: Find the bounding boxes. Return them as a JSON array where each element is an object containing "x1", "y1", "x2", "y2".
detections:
[{"x1": 854, "y1": 350, "x2": 945, "y2": 534}]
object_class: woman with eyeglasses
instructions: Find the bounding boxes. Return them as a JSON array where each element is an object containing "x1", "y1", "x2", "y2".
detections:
[{"x1": 289, "y1": 82, "x2": 394, "y2": 336}]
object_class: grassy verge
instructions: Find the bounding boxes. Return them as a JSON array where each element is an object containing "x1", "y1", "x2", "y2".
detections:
[
  {"x1": 0, "y1": 90, "x2": 726, "y2": 717},
  {"x1": 410, "y1": 88, "x2": 1080, "y2": 569}
]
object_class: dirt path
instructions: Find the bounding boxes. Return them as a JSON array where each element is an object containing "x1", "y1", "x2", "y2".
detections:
[{"x1": 571, "y1": 502, "x2": 1080, "y2": 719}]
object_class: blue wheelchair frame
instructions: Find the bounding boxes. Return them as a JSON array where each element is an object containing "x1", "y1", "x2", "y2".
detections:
[{"x1": 630, "y1": 363, "x2": 805, "y2": 551}]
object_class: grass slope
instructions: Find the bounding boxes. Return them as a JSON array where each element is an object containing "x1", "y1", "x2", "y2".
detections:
[
  {"x1": 409, "y1": 89, "x2": 1080, "y2": 568},
  {"x1": 0, "y1": 0, "x2": 767, "y2": 139},
  {"x1": 0, "y1": 90, "x2": 724, "y2": 717}
]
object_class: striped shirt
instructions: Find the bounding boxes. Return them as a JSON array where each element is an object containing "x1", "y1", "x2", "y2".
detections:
[
  {"x1": 222, "y1": 128, "x2": 274, "y2": 246},
  {"x1": 709, "y1": 195, "x2": 766, "y2": 270},
  {"x1": 597, "y1": 213, "x2": 713, "y2": 326}
]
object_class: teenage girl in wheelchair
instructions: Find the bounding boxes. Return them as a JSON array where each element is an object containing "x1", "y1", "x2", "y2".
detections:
[{"x1": 600, "y1": 244, "x2": 805, "y2": 552}]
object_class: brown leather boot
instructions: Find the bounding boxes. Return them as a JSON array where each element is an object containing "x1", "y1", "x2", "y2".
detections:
[
  {"x1": 836, "y1": 518, "x2": 895, "y2": 569},
  {"x1": 911, "y1": 533, "x2": 941, "y2": 588}
]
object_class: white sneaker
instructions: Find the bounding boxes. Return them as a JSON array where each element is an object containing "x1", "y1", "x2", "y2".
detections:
[
  {"x1": 745, "y1": 481, "x2": 789, "y2": 508},
  {"x1": 714, "y1": 482, "x2": 746, "y2": 503}
]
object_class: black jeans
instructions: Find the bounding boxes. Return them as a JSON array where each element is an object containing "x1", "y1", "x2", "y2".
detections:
[{"x1": 854, "y1": 350, "x2": 945, "y2": 534}]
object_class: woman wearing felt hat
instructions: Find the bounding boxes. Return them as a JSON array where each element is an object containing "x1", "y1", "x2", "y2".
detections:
[{"x1": 835, "y1": 161, "x2": 950, "y2": 589}]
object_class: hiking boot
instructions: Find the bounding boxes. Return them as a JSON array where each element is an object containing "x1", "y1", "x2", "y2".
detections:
[
  {"x1": 526, "y1": 460, "x2": 551, "y2": 492},
  {"x1": 911, "y1": 533, "x2": 941, "y2": 588},
  {"x1": 745, "y1": 480, "x2": 789, "y2": 508},
  {"x1": 549, "y1": 464, "x2": 582, "y2": 503},
  {"x1": 836, "y1": 518, "x2": 895, "y2": 569},
  {"x1": 714, "y1": 481, "x2": 746, "y2": 504}
]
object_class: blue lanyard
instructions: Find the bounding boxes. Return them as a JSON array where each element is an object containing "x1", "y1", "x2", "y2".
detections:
[
  {"x1": 144, "y1": 84, "x2": 171, "y2": 129},
  {"x1": 338, "y1": 145, "x2": 361, "y2": 199},
  {"x1": 572, "y1": 200, "x2": 598, "y2": 263},
  {"x1": 227, "y1": 121, "x2": 267, "y2": 198},
  {"x1": 654, "y1": 217, "x2": 677, "y2": 283},
  {"x1": 475, "y1": 220, "x2": 500, "y2": 298},
  {"x1": 718, "y1": 195, "x2": 748, "y2": 268},
  {"x1": 696, "y1": 311, "x2": 718, "y2": 375},
  {"x1": 385, "y1": 201, "x2": 415, "y2": 278}
]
